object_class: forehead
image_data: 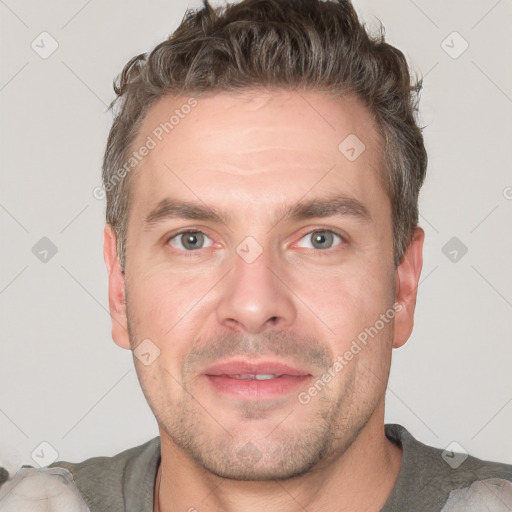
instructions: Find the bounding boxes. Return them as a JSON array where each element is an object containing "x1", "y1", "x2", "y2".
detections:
[{"x1": 127, "y1": 89, "x2": 386, "y2": 222}]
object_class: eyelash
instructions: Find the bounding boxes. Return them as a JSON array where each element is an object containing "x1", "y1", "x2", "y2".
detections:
[{"x1": 165, "y1": 228, "x2": 346, "y2": 256}]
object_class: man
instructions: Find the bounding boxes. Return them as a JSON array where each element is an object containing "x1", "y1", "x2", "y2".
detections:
[{"x1": 1, "y1": 0, "x2": 511, "y2": 511}]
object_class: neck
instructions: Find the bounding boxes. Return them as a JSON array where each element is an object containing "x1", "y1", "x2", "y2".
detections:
[{"x1": 154, "y1": 413, "x2": 402, "y2": 512}]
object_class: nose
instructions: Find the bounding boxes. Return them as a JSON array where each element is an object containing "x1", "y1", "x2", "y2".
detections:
[{"x1": 215, "y1": 241, "x2": 297, "y2": 334}]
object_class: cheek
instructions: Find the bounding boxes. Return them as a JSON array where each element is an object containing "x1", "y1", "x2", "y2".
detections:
[
  {"x1": 126, "y1": 269, "x2": 215, "y2": 371},
  {"x1": 127, "y1": 269, "x2": 200, "y2": 334},
  {"x1": 299, "y1": 259, "x2": 393, "y2": 339}
]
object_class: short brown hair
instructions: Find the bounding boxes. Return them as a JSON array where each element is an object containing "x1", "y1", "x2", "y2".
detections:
[{"x1": 102, "y1": 0, "x2": 427, "y2": 271}]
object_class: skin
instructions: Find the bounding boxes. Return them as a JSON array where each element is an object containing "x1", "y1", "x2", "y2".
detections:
[{"x1": 104, "y1": 89, "x2": 424, "y2": 512}]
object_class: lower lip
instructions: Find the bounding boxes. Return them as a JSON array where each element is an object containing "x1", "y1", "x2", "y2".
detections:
[{"x1": 205, "y1": 375, "x2": 311, "y2": 399}]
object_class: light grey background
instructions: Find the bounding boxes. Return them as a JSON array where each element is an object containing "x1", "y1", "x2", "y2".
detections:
[{"x1": 1, "y1": 0, "x2": 511, "y2": 475}]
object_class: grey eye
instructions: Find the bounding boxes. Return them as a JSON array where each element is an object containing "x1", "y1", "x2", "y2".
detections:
[
  {"x1": 297, "y1": 230, "x2": 342, "y2": 250},
  {"x1": 169, "y1": 231, "x2": 212, "y2": 251}
]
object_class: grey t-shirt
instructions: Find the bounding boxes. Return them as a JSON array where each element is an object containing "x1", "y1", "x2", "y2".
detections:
[{"x1": 1, "y1": 424, "x2": 511, "y2": 511}]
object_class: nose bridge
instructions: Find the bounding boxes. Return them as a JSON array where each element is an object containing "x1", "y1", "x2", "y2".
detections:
[{"x1": 215, "y1": 235, "x2": 296, "y2": 334}]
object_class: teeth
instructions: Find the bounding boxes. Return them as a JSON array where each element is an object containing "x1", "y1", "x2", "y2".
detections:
[{"x1": 229, "y1": 374, "x2": 279, "y2": 380}]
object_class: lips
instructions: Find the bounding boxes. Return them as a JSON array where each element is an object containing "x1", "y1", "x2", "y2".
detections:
[
  {"x1": 203, "y1": 359, "x2": 312, "y2": 400},
  {"x1": 203, "y1": 360, "x2": 310, "y2": 378}
]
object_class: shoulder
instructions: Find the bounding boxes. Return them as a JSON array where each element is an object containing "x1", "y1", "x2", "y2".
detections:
[
  {"x1": 48, "y1": 436, "x2": 161, "y2": 491},
  {"x1": 0, "y1": 437, "x2": 161, "y2": 512},
  {"x1": 383, "y1": 423, "x2": 512, "y2": 511}
]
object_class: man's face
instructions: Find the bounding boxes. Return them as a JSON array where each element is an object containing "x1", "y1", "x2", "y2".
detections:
[{"x1": 105, "y1": 89, "x2": 420, "y2": 480}]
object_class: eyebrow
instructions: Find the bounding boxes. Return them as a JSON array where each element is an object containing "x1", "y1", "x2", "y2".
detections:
[{"x1": 142, "y1": 195, "x2": 372, "y2": 231}]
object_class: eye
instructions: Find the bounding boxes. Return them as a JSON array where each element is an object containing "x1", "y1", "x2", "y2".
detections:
[
  {"x1": 296, "y1": 229, "x2": 343, "y2": 251},
  {"x1": 168, "y1": 230, "x2": 213, "y2": 251}
]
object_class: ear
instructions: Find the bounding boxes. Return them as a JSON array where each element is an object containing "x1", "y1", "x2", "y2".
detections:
[
  {"x1": 393, "y1": 227, "x2": 425, "y2": 349},
  {"x1": 103, "y1": 224, "x2": 131, "y2": 350}
]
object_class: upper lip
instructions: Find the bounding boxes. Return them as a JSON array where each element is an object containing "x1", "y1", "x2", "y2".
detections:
[{"x1": 203, "y1": 359, "x2": 311, "y2": 377}]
